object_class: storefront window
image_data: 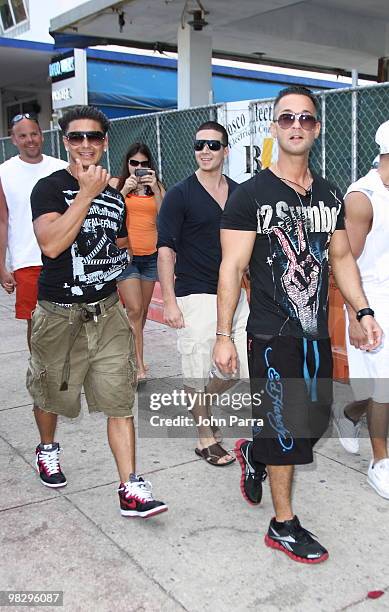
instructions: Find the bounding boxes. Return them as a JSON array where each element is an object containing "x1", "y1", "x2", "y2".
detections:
[{"x1": 0, "y1": 0, "x2": 27, "y2": 31}]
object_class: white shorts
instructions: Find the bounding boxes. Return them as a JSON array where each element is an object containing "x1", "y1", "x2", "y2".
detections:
[
  {"x1": 346, "y1": 307, "x2": 389, "y2": 403},
  {"x1": 176, "y1": 290, "x2": 249, "y2": 391}
]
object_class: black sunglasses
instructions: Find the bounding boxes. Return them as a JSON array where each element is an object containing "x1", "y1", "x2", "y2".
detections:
[
  {"x1": 129, "y1": 159, "x2": 149, "y2": 168},
  {"x1": 274, "y1": 112, "x2": 317, "y2": 131},
  {"x1": 65, "y1": 131, "x2": 106, "y2": 145},
  {"x1": 194, "y1": 139, "x2": 226, "y2": 151},
  {"x1": 11, "y1": 113, "x2": 39, "y2": 126}
]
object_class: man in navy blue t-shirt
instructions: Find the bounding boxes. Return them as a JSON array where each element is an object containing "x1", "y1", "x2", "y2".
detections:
[{"x1": 157, "y1": 121, "x2": 250, "y2": 466}]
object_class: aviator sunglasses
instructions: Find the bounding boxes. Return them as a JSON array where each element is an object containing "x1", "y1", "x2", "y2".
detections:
[
  {"x1": 194, "y1": 139, "x2": 226, "y2": 152},
  {"x1": 65, "y1": 131, "x2": 106, "y2": 145},
  {"x1": 129, "y1": 159, "x2": 150, "y2": 168},
  {"x1": 274, "y1": 112, "x2": 317, "y2": 131}
]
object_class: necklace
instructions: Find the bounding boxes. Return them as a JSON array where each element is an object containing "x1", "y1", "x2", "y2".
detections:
[
  {"x1": 66, "y1": 165, "x2": 76, "y2": 179},
  {"x1": 275, "y1": 163, "x2": 313, "y2": 196}
]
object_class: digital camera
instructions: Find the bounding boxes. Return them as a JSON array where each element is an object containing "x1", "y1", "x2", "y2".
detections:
[{"x1": 135, "y1": 168, "x2": 151, "y2": 177}]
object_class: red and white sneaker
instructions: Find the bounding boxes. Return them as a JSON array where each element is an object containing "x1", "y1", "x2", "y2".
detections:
[
  {"x1": 118, "y1": 477, "x2": 168, "y2": 518},
  {"x1": 35, "y1": 443, "x2": 67, "y2": 488}
]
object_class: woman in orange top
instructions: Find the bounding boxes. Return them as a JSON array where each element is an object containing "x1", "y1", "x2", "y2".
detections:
[{"x1": 116, "y1": 143, "x2": 165, "y2": 383}]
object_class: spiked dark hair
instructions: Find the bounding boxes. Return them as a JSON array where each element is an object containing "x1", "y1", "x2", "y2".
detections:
[{"x1": 58, "y1": 105, "x2": 110, "y2": 134}]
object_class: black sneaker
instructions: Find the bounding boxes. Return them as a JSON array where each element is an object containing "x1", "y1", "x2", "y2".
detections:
[
  {"x1": 118, "y1": 477, "x2": 168, "y2": 518},
  {"x1": 35, "y1": 443, "x2": 67, "y2": 488},
  {"x1": 234, "y1": 439, "x2": 267, "y2": 505},
  {"x1": 265, "y1": 515, "x2": 329, "y2": 564}
]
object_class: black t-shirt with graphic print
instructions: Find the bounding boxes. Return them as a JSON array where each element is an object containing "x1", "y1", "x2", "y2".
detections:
[
  {"x1": 221, "y1": 169, "x2": 345, "y2": 340},
  {"x1": 31, "y1": 169, "x2": 128, "y2": 303}
]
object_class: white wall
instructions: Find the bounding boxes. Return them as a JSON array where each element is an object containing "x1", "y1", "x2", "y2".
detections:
[{"x1": 16, "y1": 0, "x2": 91, "y2": 43}]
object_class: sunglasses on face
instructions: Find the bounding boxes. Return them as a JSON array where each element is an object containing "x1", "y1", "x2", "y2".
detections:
[
  {"x1": 65, "y1": 131, "x2": 106, "y2": 145},
  {"x1": 274, "y1": 112, "x2": 317, "y2": 131},
  {"x1": 129, "y1": 159, "x2": 149, "y2": 168},
  {"x1": 11, "y1": 113, "x2": 39, "y2": 126},
  {"x1": 194, "y1": 139, "x2": 226, "y2": 152}
]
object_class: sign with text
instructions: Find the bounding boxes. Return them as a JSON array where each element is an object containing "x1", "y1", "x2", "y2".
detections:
[
  {"x1": 49, "y1": 51, "x2": 75, "y2": 83},
  {"x1": 219, "y1": 100, "x2": 278, "y2": 183},
  {"x1": 51, "y1": 49, "x2": 88, "y2": 111}
]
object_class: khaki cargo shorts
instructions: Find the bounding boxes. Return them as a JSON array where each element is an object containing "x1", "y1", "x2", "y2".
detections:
[{"x1": 26, "y1": 298, "x2": 136, "y2": 418}]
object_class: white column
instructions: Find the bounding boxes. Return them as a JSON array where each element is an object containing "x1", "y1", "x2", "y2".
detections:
[{"x1": 177, "y1": 23, "x2": 212, "y2": 109}]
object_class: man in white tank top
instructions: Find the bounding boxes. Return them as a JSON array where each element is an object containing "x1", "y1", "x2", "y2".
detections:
[
  {"x1": 334, "y1": 120, "x2": 389, "y2": 499},
  {"x1": 0, "y1": 114, "x2": 67, "y2": 347}
]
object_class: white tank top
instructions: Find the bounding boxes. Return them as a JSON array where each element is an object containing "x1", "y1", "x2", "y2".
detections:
[
  {"x1": 0, "y1": 154, "x2": 68, "y2": 271},
  {"x1": 346, "y1": 169, "x2": 389, "y2": 299}
]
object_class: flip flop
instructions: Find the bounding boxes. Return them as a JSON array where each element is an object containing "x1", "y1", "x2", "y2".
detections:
[{"x1": 195, "y1": 443, "x2": 236, "y2": 467}]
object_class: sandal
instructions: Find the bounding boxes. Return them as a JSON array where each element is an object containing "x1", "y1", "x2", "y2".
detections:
[{"x1": 195, "y1": 443, "x2": 236, "y2": 467}]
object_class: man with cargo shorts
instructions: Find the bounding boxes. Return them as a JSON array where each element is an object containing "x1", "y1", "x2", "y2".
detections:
[
  {"x1": 158, "y1": 121, "x2": 250, "y2": 466},
  {"x1": 28, "y1": 105, "x2": 167, "y2": 518}
]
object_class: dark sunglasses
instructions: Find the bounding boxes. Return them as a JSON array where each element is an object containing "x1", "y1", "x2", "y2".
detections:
[
  {"x1": 194, "y1": 139, "x2": 226, "y2": 151},
  {"x1": 274, "y1": 112, "x2": 317, "y2": 131},
  {"x1": 11, "y1": 113, "x2": 39, "y2": 125},
  {"x1": 65, "y1": 131, "x2": 106, "y2": 145},
  {"x1": 129, "y1": 159, "x2": 149, "y2": 168}
]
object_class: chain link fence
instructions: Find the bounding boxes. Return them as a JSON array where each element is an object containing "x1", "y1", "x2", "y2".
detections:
[
  {"x1": 0, "y1": 104, "x2": 220, "y2": 189},
  {"x1": 1, "y1": 82, "x2": 389, "y2": 192}
]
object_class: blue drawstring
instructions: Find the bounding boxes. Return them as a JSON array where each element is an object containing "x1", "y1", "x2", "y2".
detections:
[{"x1": 302, "y1": 339, "x2": 320, "y2": 402}]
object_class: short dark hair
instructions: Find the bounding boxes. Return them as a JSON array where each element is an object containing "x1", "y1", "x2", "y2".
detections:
[
  {"x1": 58, "y1": 106, "x2": 110, "y2": 134},
  {"x1": 196, "y1": 121, "x2": 229, "y2": 146},
  {"x1": 273, "y1": 86, "x2": 319, "y2": 116}
]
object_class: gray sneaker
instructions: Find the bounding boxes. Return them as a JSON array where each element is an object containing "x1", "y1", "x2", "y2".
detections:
[{"x1": 333, "y1": 409, "x2": 361, "y2": 454}]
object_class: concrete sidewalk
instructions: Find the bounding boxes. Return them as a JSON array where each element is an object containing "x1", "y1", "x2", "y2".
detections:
[{"x1": 0, "y1": 290, "x2": 388, "y2": 612}]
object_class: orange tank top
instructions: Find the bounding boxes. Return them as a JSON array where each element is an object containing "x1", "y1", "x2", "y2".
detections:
[{"x1": 125, "y1": 193, "x2": 158, "y2": 256}]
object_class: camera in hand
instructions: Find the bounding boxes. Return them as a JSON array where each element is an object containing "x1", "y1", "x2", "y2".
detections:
[{"x1": 135, "y1": 168, "x2": 151, "y2": 178}]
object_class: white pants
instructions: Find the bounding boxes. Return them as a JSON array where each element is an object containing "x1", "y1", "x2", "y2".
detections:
[{"x1": 346, "y1": 303, "x2": 389, "y2": 403}]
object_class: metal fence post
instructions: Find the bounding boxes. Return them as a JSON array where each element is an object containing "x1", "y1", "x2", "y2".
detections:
[
  {"x1": 155, "y1": 115, "x2": 163, "y2": 182},
  {"x1": 249, "y1": 101, "x2": 256, "y2": 177},
  {"x1": 105, "y1": 145, "x2": 111, "y2": 174},
  {"x1": 220, "y1": 104, "x2": 230, "y2": 176},
  {"x1": 55, "y1": 130, "x2": 61, "y2": 160},
  {"x1": 0, "y1": 139, "x2": 5, "y2": 164},
  {"x1": 351, "y1": 89, "x2": 358, "y2": 183},
  {"x1": 321, "y1": 94, "x2": 326, "y2": 179}
]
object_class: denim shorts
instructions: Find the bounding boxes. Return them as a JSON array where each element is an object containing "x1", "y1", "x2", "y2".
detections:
[{"x1": 117, "y1": 252, "x2": 158, "y2": 282}]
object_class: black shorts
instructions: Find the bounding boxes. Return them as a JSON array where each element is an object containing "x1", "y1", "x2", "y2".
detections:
[{"x1": 248, "y1": 334, "x2": 333, "y2": 466}]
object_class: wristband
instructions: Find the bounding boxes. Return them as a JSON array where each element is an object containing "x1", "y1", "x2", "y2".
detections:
[
  {"x1": 216, "y1": 331, "x2": 234, "y2": 342},
  {"x1": 356, "y1": 307, "x2": 375, "y2": 322}
]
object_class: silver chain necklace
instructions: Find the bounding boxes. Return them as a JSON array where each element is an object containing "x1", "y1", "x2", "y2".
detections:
[{"x1": 275, "y1": 163, "x2": 313, "y2": 197}]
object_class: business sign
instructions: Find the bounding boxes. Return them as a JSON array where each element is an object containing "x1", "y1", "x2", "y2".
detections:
[
  {"x1": 51, "y1": 49, "x2": 88, "y2": 111},
  {"x1": 218, "y1": 100, "x2": 278, "y2": 183},
  {"x1": 49, "y1": 51, "x2": 75, "y2": 83}
]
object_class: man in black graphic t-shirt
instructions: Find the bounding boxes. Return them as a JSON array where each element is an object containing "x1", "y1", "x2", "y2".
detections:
[
  {"x1": 28, "y1": 106, "x2": 166, "y2": 519},
  {"x1": 31, "y1": 171, "x2": 128, "y2": 302},
  {"x1": 213, "y1": 86, "x2": 382, "y2": 563}
]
